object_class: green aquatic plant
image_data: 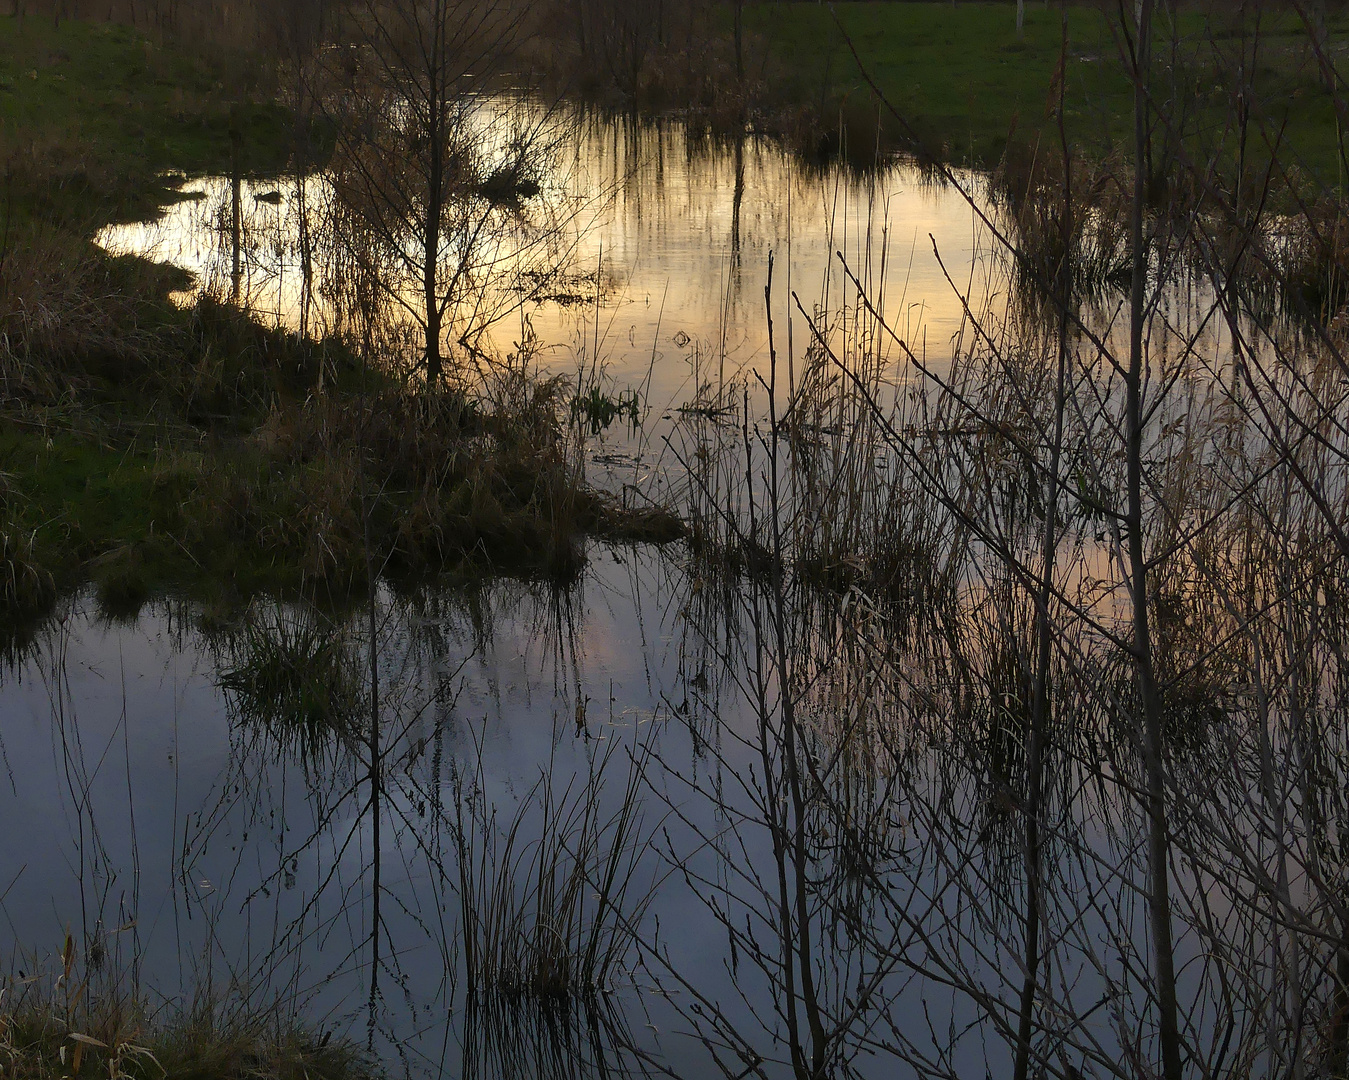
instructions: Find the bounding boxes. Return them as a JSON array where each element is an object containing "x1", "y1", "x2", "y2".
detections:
[{"x1": 569, "y1": 384, "x2": 641, "y2": 435}]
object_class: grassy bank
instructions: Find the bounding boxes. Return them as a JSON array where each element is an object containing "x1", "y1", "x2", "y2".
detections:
[
  {"x1": 0, "y1": 16, "x2": 296, "y2": 226},
  {"x1": 746, "y1": 1, "x2": 1348, "y2": 179}
]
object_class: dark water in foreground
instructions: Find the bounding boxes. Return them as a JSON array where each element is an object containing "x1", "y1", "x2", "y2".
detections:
[{"x1": 0, "y1": 550, "x2": 733, "y2": 1076}]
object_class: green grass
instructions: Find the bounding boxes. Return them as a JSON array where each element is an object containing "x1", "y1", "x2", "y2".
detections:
[
  {"x1": 749, "y1": 1, "x2": 1349, "y2": 182},
  {"x1": 0, "y1": 15, "x2": 300, "y2": 228}
]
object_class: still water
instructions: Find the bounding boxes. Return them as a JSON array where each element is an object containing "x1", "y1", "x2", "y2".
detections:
[
  {"x1": 96, "y1": 108, "x2": 999, "y2": 493},
  {"x1": 4, "y1": 106, "x2": 1311, "y2": 1079},
  {"x1": 15, "y1": 113, "x2": 1029, "y2": 1077},
  {"x1": 0, "y1": 552, "x2": 742, "y2": 1076}
]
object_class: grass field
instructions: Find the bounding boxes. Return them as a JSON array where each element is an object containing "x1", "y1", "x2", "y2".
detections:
[
  {"x1": 748, "y1": 1, "x2": 1348, "y2": 181},
  {"x1": 0, "y1": 16, "x2": 296, "y2": 227}
]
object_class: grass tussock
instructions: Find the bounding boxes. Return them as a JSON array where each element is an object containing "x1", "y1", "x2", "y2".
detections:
[
  {"x1": 0, "y1": 339, "x2": 681, "y2": 621},
  {"x1": 451, "y1": 743, "x2": 651, "y2": 1001},
  {"x1": 0, "y1": 236, "x2": 357, "y2": 419},
  {"x1": 0, "y1": 947, "x2": 375, "y2": 1080},
  {"x1": 215, "y1": 606, "x2": 363, "y2": 750},
  {"x1": 0, "y1": 465, "x2": 55, "y2": 619},
  {"x1": 181, "y1": 378, "x2": 588, "y2": 588},
  {"x1": 1276, "y1": 196, "x2": 1349, "y2": 326},
  {"x1": 0, "y1": 525, "x2": 55, "y2": 617}
]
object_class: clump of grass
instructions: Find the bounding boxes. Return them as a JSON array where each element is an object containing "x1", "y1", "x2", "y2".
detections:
[
  {"x1": 90, "y1": 545, "x2": 154, "y2": 623},
  {"x1": 0, "y1": 944, "x2": 375, "y2": 1080},
  {"x1": 0, "y1": 464, "x2": 55, "y2": 619},
  {"x1": 0, "y1": 222, "x2": 180, "y2": 402},
  {"x1": 451, "y1": 743, "x2": 652, "y2": 1001},
  {"x1": 569, "y1": 384, "x2": 641, "y2": 436},
  {"x1": 175, "y1": 378, "x2": 591, "y2": 590},
  {"x1": 987, "y1": 144, "x2": 1133, "y2": 306},
  {"x1": 216, "y1": 606, "x2": 362, "y2": 752},
  {"x1": 0, "y1": 352, "x2": 683, "y2": 623}
]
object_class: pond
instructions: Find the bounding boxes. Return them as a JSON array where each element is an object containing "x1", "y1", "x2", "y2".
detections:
[
  {"x1": 6, "y1": 103, "x2": 1346, "y2": 1080},
  {"x1": 97, "y1": 104, "x2": 1002, "y2": 498}
]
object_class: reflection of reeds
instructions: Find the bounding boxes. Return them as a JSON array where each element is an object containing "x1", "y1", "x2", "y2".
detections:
[
  {"x1": 458, "y1": 992, "x2": 640, "y2": 1080},
  {"x1": 451, "y1": 742, "x2": 651, "y2": 1001},
  {"x1": 216, "y1": 606, "x2": 362, "y2": 754},
  {"x1": 650, "y1": 94, "x2": 1349, "y2": 1072}
]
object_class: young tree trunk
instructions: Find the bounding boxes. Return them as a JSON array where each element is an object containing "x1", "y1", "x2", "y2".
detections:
[
  {"x1": 423, "y1": 45, "x2": 445, "y2": 387},
  {"x1": 1013, "y1": 25, "x2": 1070, "y2": 1080},
  {"x1": 231, "y1": 115, "x2": 243, "y2": 305},
  {"x1": 734, "y1": 0, "x2": 744, "y2": 82},
  {"x1": 1127, "y1": 4, "x2": 1184, "y2": 1078}
]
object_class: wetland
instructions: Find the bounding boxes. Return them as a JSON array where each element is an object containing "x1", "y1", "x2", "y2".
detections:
[{"x1": 5, "y1": 5, "x2": 1349, "y2": 1080}]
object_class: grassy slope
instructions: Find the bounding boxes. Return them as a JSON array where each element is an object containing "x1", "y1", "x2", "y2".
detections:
[
  {"x1": 749, "y1": 1, "x2": 1347, "y2": 181},
  {"x1": 0, "y1": 16, "x2": 292, "y2": 225},
  {"x1": 0, "y1": 19, "x2": 317, "y2": 620}
]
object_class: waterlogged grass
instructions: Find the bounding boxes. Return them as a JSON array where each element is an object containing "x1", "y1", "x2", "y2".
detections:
[
  {"x1": 748, "y1": 1, "x2": 1349, "y2": 180},
  {"x1": 0, "y1": 384, "x2": 677, "y2": 625}
]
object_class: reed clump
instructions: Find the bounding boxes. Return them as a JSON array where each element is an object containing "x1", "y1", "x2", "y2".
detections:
[
  {"x1": 989, "y1": 143, "x2": 1134, "y2": 304},
  {"x1": 451, "y1": 746, "x2": 651, "y2": 1001},
  {"x1": 216, "y1": 607, "x2": 363, "y2": 749},
  {"x1": 0, "y1": 225, "x2": 181, "y2": 404},
  {"x1": 0, "y1": 462, "x2": 54, "y2": 618},
  {"x1": 0, "y1": 525, "x2": 55, "y2": 618},
  {"x1": 179, "y1": 380, "x2": 583, "y2": 586}
]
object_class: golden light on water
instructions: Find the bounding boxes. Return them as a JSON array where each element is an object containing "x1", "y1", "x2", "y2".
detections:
[{"x1": 97, "y1": 108, "x2": 993, "y2": 416}]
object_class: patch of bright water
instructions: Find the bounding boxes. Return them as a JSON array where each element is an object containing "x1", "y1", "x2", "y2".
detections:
[{"x1": 97, "y1": 109, "x2": 1000, "y2": 499}]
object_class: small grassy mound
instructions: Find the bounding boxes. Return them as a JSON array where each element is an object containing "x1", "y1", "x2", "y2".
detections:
[
  {"x1": 0, "y1": 348, "x2": 681, "y2": 621},
  {"x1": 0, "y1": 977, "x2": 374, "y2": 1080}
]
